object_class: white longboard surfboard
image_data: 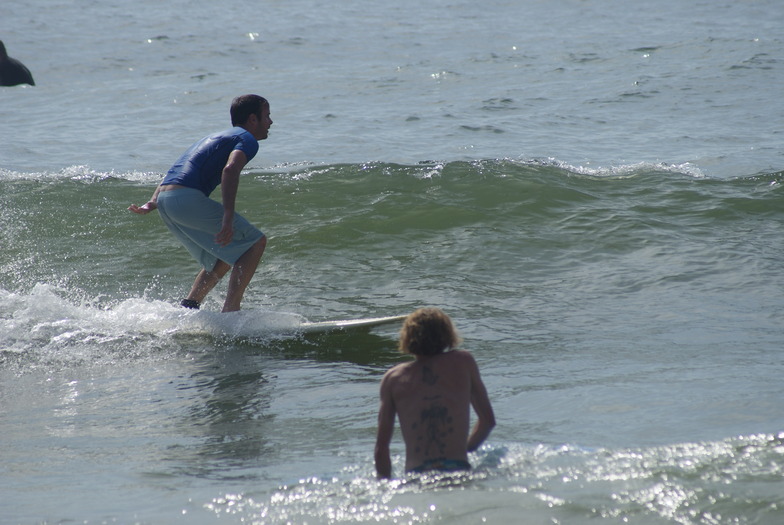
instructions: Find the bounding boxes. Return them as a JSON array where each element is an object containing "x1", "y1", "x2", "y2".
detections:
[
  {"x1": 298, "y1": 314, "x2": 408, "y2": 334},
  {"x1": 142, "y1": 304, "x2": 408, "y2": 338}
]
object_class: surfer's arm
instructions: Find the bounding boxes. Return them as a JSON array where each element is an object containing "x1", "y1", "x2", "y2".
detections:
[
  {"x1": 127, "y1": 184, "x2": 162, "y2": 214},
  {"x1": 374, "y1": 373, "x2": 396, "y2": 479},
  {"x1": 466, "y1": 354, "x2": 496, "y2": 453},
  {"x1": 215, "y1": 149, "x2": 248, "y2": 246}
]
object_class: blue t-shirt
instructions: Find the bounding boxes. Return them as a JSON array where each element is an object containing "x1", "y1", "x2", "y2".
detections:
[{"x1": 162, "y1": 127, "x2": 259, "y2": 196}]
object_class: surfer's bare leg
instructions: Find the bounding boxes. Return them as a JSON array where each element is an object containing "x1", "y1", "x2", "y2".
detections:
[
  {"x1": 185, "y1": 260, "x2": 231, "y2": 306},
  {"x1": 222, "y1": 236, "x2": 267, "y2": 313}
]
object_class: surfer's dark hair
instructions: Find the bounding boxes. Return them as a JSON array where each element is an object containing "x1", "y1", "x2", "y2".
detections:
[
  {"x1": 230, "y1": 94, "x2": 269, "y2": 127},
  {"x1": 399, "y1": 307, "x2": 462, "y2": 356}
]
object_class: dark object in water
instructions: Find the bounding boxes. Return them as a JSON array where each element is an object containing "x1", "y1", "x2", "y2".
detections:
[{"x1": 0, "y1": 40, "x2": 35, "y2": 86}]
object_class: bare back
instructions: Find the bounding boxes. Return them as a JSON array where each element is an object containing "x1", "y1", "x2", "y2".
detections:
[{"x1": 382, "y1": 350, "x2": 479, "y2": 471}]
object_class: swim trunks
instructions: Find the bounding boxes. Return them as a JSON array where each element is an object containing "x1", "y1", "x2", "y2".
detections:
[
  {"x1": 408, "y1": 458, "x2": 471, "y2": 474},
  {"x1": 157, "y1": 187, "x2": 264, "y2": 271},
  {"x1": 161, "y1": 127, "x2": 259, "y2": 196}
]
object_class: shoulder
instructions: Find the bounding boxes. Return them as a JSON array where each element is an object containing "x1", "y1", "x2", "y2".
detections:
[
  {"x1": 382, "y1": 361, "x2": 412, "y2": 381},
  {"x1": 442, "y1": 349, "x2": 481, "y2": 377},
  {"x1": 210, "y1": 127, "x2": 248, "y2": 141},
  {"x1": 380, "y1": 361, "x2": 416, "y2": 388},
  {"x1": 232, "y1": 127, "x2": 259, "y2": 156},
  {"x1": 445, "y1": 349, "x2": 477, "y2": 364},
  {"x1": 210, "y1": 127, "x2": 254, "y2": 143}
]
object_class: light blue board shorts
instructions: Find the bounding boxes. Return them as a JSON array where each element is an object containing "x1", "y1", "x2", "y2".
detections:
[{"x1": 157, "y1": 187, "x2": 265, "y2": 271}]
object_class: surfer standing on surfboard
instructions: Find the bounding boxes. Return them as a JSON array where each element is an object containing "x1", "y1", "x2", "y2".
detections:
[
  {"x1": 375, "y1": 308, "x2": 495, "y2": 478},
  {"x1": 128, "y1": 94, "x2": 272, "y2": 312}
]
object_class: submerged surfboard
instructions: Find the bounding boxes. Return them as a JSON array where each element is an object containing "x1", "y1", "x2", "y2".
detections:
[{"x1": 298, "y1": 314, "x2": 408, "y2": 334}]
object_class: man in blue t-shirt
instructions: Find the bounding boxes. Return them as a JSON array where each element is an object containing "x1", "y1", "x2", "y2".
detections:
[{"x1": 129, "y1": 94, "x2": 273, "y2": 312}]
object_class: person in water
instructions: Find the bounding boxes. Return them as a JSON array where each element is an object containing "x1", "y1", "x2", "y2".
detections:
[
  {"x1": 129, "y1": 94, "x2": 272, "y2": 312},
  {"x1": 0, "y1": 40, "x2": 35, "y2": 86},
  {"x1": 375, "y1": 307, "x2": 495, "y2": 478}
]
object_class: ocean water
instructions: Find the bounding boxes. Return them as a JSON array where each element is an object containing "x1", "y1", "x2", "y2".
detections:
[{"x1": 2, "y1": 0, "x2": 783, "y2": 524}]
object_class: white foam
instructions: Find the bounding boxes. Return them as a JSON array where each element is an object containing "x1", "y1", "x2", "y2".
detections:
[
  {"x1": 524, "y1": 157, "x2": 707, "y2": 179},
  {"x1": 0, "y1": 283, "x2": 308, "y2": 360},
  {"x1": 0, "y1": 166, "x2": 162, "y2": 183}
]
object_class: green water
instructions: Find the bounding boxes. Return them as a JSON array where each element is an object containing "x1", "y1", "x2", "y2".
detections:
[{"x1": 2, "y1": 161, "x2": 783, "y2": 523}]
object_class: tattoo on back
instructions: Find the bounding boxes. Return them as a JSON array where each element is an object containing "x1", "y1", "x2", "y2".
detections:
[
  {"x1": 422, "y1": 365, "x2": 438, "y2": 386},
  {"x1": 412, "y1": 403, "x2": 454, "y2": 456}
]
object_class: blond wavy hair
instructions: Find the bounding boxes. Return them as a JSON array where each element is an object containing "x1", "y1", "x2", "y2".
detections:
[{"x1": 398, "y1": 307, "x2": 462, "y2": 356}]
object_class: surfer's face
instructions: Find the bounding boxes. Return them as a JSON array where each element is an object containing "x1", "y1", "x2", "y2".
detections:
[{"x1": 254, "y1": 107, "x2": 273, "y2": 140}]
